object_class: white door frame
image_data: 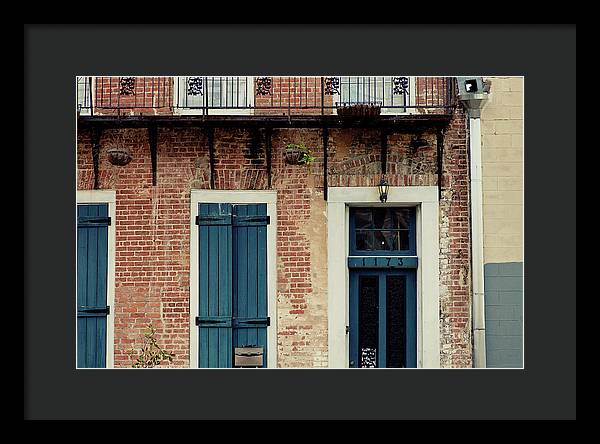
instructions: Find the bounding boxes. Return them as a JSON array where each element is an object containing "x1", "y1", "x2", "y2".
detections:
[
  {"x1": 189, "y1": 190, "x2": 278, "y2": 368},
  {"x1": 327, "y1": 186, "x2": 440, "y2": 368},
  {"x1": 76, "y1": 190, "x2": 116, "y2": 369}
]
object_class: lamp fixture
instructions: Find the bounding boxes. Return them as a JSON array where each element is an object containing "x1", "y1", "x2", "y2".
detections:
[{"x1": 378, "y1": 177, "x2": 389, "y2": 203}]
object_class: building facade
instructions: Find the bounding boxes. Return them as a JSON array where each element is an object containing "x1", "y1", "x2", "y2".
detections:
[{"x1": 75, "y1": 76, "x2": 523, "y2": 368}]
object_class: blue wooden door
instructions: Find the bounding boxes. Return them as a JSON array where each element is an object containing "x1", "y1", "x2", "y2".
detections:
[
  {"x1": 77, "y1": 204, "x2": 110, "y2": 368},
  {"x1": 349, "y1": 270, "x2": 416, "y2": 368},
  {"x1": 196, "y1": 203, "x2": 269, "y2": 368}
]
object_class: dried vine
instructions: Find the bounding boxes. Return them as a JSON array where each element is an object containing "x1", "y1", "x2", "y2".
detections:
[{"x1": 128, "y1": 323, "x2": 175, "y2": 368}]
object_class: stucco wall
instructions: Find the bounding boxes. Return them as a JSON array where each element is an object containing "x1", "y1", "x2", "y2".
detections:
[
  {"x1": 480, "y1": 76, "x2": 524, "y2": 368},
  {"x1": 481, "y1": 76, "x2": 524, "y2": 264}
]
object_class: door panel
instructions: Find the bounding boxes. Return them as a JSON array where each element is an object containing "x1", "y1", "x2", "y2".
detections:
[
  {"x1": 358, "y1": 275, "x2": 379, "y2": 368},
  {"x1": 197, "y1": 203, "x2": 269, "y2": 368},
  {"x1": 349, "y1": 270, "x2": 416, "y2": 368},
  {"x1": 197, "y1": 203, "x2": 233, "y2": 368},
  {"x1": 232, "y1": 203, "x2": 269, "y2": 366}
]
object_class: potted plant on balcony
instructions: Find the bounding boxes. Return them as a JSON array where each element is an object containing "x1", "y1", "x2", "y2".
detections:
[
  {"x1": 284, "y1": 143, "x2": 315, "y2": 166},
  {"x1": 336, "y1": 101, "x2": 382, "y2": 118}
]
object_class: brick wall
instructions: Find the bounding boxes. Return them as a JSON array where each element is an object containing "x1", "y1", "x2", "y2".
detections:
[
  {"x1": 254, "y1": 77, "x2": 335, "y2": 116},
  {"x1": 94, "y1": 77, "x2": 174, "y2": 116},
  {"x1": 439, "y1": 106, "x2": 472, "y2": 368},
  {"x1": 77, "y1": 102, "x2": 471, "y2": 369}
]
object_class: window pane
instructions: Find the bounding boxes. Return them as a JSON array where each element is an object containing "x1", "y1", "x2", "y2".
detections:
[
  {"x1": 386, "y1": 275, "x2": 406, "y2": 368},
  {"x1": 374, "y1": 231, "x2": 398, "y2": 251},
  {"x1": 356, "y1": 231, "x2": 373, "y2": 251},
  {"x1": 372, "y1": 208, "x2": 389, "y2": 229},
  {"x1": 393, "y1": 208, "x2": 410, "y2": 229},
  {"x1": 352, "y1": 207, "x2": 414, "y2": 253},
  {"x1": 359, "y1": 276, "x2": 379, "y2": 368},
  {"x1": 353, "y1": 209, "x2": 373, "y2": 229},
  {"x1": 398, "y1": 230, "x2": 409, "y2": 251}
]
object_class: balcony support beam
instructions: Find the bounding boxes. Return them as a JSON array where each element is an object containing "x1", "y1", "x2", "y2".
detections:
[
  {"x1": 79, "y1": 115, "x2": 453, "y2": 131},
  {"x1": 207, "y1": 127, "x2": 216, "y2": 189},
  {"x1": 380, "y1": 127, "x2": 388, "y2": 177},
  {"x1": 436, "y1": 128, "x2": 444, "y2": 200},
  {"x1": 323, "y1": 126, "x2": 329, "y2": 201},
  {"x1": 90, "y1": 126, "x2": 103, "y2": 190},
  {"x1": 148, "y1": 123, "x2": 158, "y2": 186},
  {"x1": 265, "y1": 127, "x2": 272, "y2": 189}
]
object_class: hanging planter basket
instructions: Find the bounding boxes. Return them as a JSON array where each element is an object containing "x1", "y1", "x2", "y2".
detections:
[
  {"x1": 284, "y1": 143, "x2": 315, "y2": 166},
  {"x1": 106, "y1": 145, "x2": 132, "y2": 166},
  {"x1": 284, "y1": 146, "x2": 304, "y2": 165},
  {"x1": 336, "y1": 102, "x2": 382, "y2": 118}
]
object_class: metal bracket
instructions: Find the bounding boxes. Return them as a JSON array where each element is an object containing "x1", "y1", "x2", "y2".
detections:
[
  {"x1": 78, "y1": 306, "x2": 110, "y2": 316},
  {"x1": 207, "y1": 127, "x2": 216, "y2": 189},
  {"x1": 380, "y1": 127, "x2": 388, "y2": 176},
  {"x1": 195, "y1": 316, "x2": 270, "y2": 327},
  {"x1": 265, "y1": 127, "x2": 272, "y2": 189},
  {"x1": 436, "y1": 128, "x2": 444, "y2": 200},
  {"x1": 90, "y1": 126, "x2": 103, "y2": 190},
  {"x1": 323, "y1": 126, "x2": 329, "y2": 201},
  {"x1": 148, "y1": 123, "x2": 158, "y2": 186},
  {"x1": 78, "y1": 216, "x2": 112, "y2": 227}
]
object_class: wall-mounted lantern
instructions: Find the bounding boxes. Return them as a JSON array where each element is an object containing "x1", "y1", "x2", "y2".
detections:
[{"x1": 378, "y1": 177, "x2": 389, "y2": 203}]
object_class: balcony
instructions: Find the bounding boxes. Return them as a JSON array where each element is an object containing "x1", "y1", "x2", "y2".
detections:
[{"x1": 77, "y1": 76, "x2": 456, "y2": 127}]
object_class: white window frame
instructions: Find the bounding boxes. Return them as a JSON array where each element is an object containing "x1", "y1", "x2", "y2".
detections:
[
  {"x1": 76, "y1": 190, "x2": 116, "y2": 369},
  {"x1": 189, "y1": 190, "x2": 278, "y2": 368},
  {"x1": 329, "y1": 76, "x2": 417, "y2": 116},
  {"x1": 174, "y1": 76, "x2": 255, "y2": 116},
  {"x1": 327, "y1": 186, "x2": 440, "y2": 368}
]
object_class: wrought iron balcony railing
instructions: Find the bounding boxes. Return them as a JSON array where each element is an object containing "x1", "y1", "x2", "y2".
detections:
[{"x1": 77, "y1": 76, "x2": 456, "y2": 117}]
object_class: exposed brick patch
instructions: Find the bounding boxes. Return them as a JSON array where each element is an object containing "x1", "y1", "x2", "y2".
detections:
[{"x1": 438, "y1": 105, "x2": 472, "y2": 368}]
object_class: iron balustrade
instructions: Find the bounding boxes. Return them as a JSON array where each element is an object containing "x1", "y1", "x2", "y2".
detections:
[{"x1": 76, "y1": 76, "x2": 456, "y2": 116}]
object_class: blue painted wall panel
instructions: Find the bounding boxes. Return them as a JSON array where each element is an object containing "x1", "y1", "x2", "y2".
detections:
[{"x1": 484, "y1": 262, "x2": 523, "y2": 368}]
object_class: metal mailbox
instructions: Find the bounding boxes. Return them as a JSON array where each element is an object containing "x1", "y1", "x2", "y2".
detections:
[{"x1": 234, "y1": 347, "x2": 264, "y2": 368}]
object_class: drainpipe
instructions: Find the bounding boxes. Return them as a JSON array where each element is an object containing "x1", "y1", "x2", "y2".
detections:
[{"x1": 457, "y1": 77, "x2": 490, "y2": 368}]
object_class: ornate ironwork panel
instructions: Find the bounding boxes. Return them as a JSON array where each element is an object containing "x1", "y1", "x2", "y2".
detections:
[
  {"x1": 392, "y1": 76, "x2": 409, "y2": 95},
  {"x1": 324, "y1": 76, "x2": 340, "y2": 95},
  {"x1": 256, "y1": 77, "x2": 273, "y2": 95},
  {"x1": 187, "y1": 77, "x2": 203, "y2": 96},
  {"x1": 359, "y1": 275, "x2": 379, "y2": 368},
  {"x1": 119, "y1": 77, "x2": 136, "y2": 95}
]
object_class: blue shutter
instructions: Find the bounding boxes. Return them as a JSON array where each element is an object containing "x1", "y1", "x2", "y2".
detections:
[
  {"x1": 196, "y1": 203, "x2": 269, "y2": 368},
  {"x1": 77, "y1": 204, "x2": 110, "y2": 368},
  {"x1": 232, "y1": 204, "x2": 269, "y2": 367},
  {"x1": 197, "y1": 203, "x2": 233, "y2": 368}
]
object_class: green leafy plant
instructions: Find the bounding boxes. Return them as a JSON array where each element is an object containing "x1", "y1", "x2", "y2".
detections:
[
  {"x1": 128, "y1": 323, "x2": 175, "y2": 368},
  {"x1": 285, "y1": 143, "x2": 315, "y2": 166}
]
